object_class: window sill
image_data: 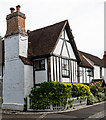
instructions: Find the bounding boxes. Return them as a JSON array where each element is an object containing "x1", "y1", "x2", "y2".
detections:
[
  {"x1": 62, "y1": 75, "x2": 70, "y2": 78},
  {"x1": 35, "y1": 69, "x2": 46, "y2": 71}
]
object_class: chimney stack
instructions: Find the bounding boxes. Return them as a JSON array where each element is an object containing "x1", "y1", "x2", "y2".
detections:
[
  {"x1": 10, "y1": 7, "x2": 15, "y2": 13},
  {"x1": 16, "y1": 5, "x2": 21, "y2": 12},
  {"x1": 5, "y1": 5, "x2": 26, "y2": 37}
]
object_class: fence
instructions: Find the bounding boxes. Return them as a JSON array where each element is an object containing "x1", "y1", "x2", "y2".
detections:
[{"x1": 27, "y1": 96, "x2": 87, "y2": 111}]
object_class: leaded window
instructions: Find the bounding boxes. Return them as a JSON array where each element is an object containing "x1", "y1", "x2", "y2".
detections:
[
  {"x1": 62, "y1": 59, "x2": 70, "y2": 77},
  {"x1": 34, "y1": 59, "x2": 45, "y2": 71}
]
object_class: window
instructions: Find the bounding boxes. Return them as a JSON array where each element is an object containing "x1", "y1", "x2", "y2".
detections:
[
  {"x1": 62, "y1": 59, "x2": 70, "y2": 77},
  {"x1": 87, "y1": 69, "x2": 94, "y2": 77},
  {"x1": 34, "y1": 59, "x2": 45, "y2": 71}
]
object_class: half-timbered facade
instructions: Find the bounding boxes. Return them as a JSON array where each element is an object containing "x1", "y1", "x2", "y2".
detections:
[{"x1": 28, "y1": 21, "x2": 81, "y2": 84}]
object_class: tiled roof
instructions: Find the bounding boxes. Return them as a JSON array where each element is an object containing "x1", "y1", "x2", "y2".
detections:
[
  {"x1": 19, "y1": 56, "x2": 33, "y2": 65},
  {"x1": 28, "y1": 20, "x2": 81, "y2": 63},
  {"x1": 79, "y1": 51, "x2": 104, "y2": 67},
  {"x1": 28, "y1": 20, "x2": 67, "y2": 58},
  {"x1": 78, "y1": 51, "x2": 93, "y2": 68}
]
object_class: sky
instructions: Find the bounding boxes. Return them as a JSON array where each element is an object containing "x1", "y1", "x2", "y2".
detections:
[{"x1": 0, "y1": 0, "x2": 105, "y2": 58}]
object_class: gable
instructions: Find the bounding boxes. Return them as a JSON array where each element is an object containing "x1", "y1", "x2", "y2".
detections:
[
  {"x1": 28, "y1": 20, "x2": 81, "y2": 63},
  {"x1": 53, "y1": 28, "x2": 76, "y2": 60}
]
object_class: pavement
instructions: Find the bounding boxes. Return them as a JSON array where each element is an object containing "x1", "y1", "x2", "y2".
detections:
[{"x1": 0, "y1": 101, "x2": 106, "y2": 120}]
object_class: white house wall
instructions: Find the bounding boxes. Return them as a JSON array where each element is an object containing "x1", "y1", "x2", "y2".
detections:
[
  {"x1": 5, "y1": 35, "x2": 19, "y2": 60},
  {"x1": 61, "y1": 42, "x2": 69, "y2": 58},
  {"x1": 53, "y1": 29, "x2": 76, "y2": 60},
  {"x1": 51, "y1": 28, "x2": 78, "y2": 83},
  {"x1": 66, "y1": 42, "x2": 76, "y2": 59},
  {"x1": 94, "y1": 65, "x2": 100, "y2": 79},
  {"x1": 24, "y1": 65, "x2": 33, "y2": 97},
  {"x1": 79, "y1": 67, "x2": 93, "y2": 83},
  {"x1": 35, "y1": 58, "x2": 48, "y2": 84},
  {"x1": 104, "y1": 68, "x2": 106, "y2": 83},
  {"x1": 50, "y1": 56, "x2": 78, "y2": 83},
  {"x1": 3, "y1": 34, "x2": 28, "y2": 110},
  {"x1": 53, "y1": 39, "x2": 63, "y2": 55},
  {"x1": 19, "y1": 35, "x2": 28, "y2": 58},
  {"x1": 3, "y1": 58, "x2": 24, "y2": 110}
]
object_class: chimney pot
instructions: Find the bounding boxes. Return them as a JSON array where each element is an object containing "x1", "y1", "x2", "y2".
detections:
[
  {"x1": 16, "y1": 5, "x2": 21, "y2": 12},
  {"x1": 10, "y1": 7, "x2": 15, "y2": 13}
]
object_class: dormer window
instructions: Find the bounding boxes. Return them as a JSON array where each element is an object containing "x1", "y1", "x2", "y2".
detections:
[{"x1": 34, "y1": 59, "x2": 45, "y2": 71}]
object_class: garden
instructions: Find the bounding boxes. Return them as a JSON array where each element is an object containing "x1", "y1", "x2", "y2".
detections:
[
  {"x1": 87, "y1": 81, "x2": 106, "y2": 105},
  {"x1": 26, "y1": 81, "x2": 106, "y2": 111}
]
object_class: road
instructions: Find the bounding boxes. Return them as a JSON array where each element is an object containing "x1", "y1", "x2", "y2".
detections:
[{"x1": 1, "y1": 102, "x2": 106, "y2": 120}]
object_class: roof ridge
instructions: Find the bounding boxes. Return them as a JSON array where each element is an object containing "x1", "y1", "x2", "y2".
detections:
[
  {"x1": 30, "y1": 20, "x2": 68, "y2": 33},
  {"x1": 79, "y1": 50, "x2": 102, "y2": 60}
]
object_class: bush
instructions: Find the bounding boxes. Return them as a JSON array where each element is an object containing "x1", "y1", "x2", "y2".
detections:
[
  {"x1": 29, "y1": 82, "x2": 72, "y2": 109},
  {"x1": 89, "y1": 81, "x2": 106, "y2": 103},
  {"x1": 89, "y1": 81, "x2": 103, "y2": 96},
  {"x1": 29, "y1": 82, "x2": 91, "y2": 109},
  {"x1": 71, "y1": 83, "x2": 91, "y2": 97},
  {"x1": 87, "y1": 94, "x2": 98, "y2": 105}
]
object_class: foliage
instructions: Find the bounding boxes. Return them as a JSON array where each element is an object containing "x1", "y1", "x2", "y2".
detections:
[
  {"x1": 0, "y1": 97, "x2": 2, "y2": 108},
  {"x1": 88, "y1": 81, "x2": 106, "y2": 104},
  {"x1": 29, "y1": 82, "x2": 90, "y2": 109},
  {"x1": 87, "y1": 94, "x2": 98, "y2": 105},
  {"x1": 89, "y1": 81, "x2": 103, "y2": 96},
  {"x1": 23, "y1": 97, "x2": 27, "y2": 111},
  {"x1": 71, "y1": 83, "x2": 91, "y2": 97}
]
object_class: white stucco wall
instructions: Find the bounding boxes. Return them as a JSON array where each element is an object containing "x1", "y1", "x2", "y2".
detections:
[
  {"x1": 3, "y1": 59, "x2": 24, "y2": 110},
  {"x1": 66, "y1": 42, "x2": 76, "y2": 60},
  {"x1": 3, "y1": 34, "x2": 28, "y2": 110},
  {"x1": 94, "y1": 65, "x2": 100, "y2": 79},
  {"x1": 53, "y1": 39, "x2": 63, "y2": 55},
  {"x1": 53, "y1": 29, "x2": 76, "y2": 60},
  {"x1": 5, "y1": 35, "x2": 19, "y2": 60},
  {"x1": 104, "y1": 67, "x2": 106, "y2": 83},
  {"x1": 24, "y1": 65, "x2": 33, "y2": 97},
  {"x1": 35, "y1": 58, "x2": 48, "y2": 84},
  {"x1": 19, "y1": 35, "x2": 28, "y2": 58}
]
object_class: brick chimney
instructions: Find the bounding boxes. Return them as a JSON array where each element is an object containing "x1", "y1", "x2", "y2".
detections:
[{"x1": 5, "y1": 5, "x2": 26, "y2": 37}]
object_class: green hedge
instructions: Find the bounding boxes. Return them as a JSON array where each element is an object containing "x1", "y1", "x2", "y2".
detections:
[
  {"x1": 71, "y1": 83, "x2": 91, "y2": 97},
  {"x1": 29, "y1": 82, "x2": 91, "y2": 109}
]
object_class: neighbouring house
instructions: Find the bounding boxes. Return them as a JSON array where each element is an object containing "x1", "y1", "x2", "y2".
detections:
[
  {"x1": 79, "y1": 51, "x2": 106, "y2": 83},
  {"x1": 0, "y1": 5, "x2": 105, "y2": 110}
]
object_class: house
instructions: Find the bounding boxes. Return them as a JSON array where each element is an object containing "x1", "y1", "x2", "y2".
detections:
[
  {"x1": 0, "y1": 5, "x2": 105, "y2": 110},
  {"x1": 78, "y1": 51, "x2": 106, "y2": 83}
]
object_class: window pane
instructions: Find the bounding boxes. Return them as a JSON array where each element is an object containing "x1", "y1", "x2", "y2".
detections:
[{"x1": 34, "y1": 59, "x2": 45, "y2": 70}]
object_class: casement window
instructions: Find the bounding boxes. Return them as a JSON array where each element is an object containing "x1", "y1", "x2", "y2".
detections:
[
  {"x1": 87, "y1": 69, "x2": 94, "y2": 77},
  {"x1": 34, "y1": 59, "x2": 45, "y2": 71},
  {"x1": 62, "y1": 59, "x2": 70, "y2": 77}
]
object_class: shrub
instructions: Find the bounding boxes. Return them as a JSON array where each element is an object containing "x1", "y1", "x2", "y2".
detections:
[
  {"x1": 29, "y1": 82, "x2": 91, "y2": 109},
  {"x1": 89, "y1": 81, "x2": 103, "y2": 96},
  {"x1": 87, "y1": 94, "x2": 98, "y2": 105},
  {"x1": 71, "y1": 83, "x2": 91, "y2": 97},
  {"x1": 29, "y1": 82, "x2": 72, "y2": 109}
]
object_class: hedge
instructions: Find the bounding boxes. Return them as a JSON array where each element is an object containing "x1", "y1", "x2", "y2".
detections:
[{"x1": 29, "y1": 82, "x2": 91, "y2": 109}]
